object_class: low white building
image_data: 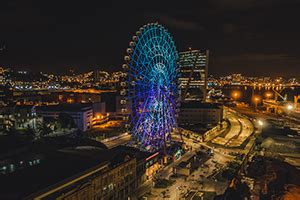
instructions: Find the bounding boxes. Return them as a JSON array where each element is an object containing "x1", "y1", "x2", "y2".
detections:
[
  {"x1": 13, "y1": 105, "x2": 40, "y2": 130},
  {"x1": 178, "y1": 101, "x2": 223, "y2": 127},
  {"x1": 36, "y1": 104, "x2": 93, "y2": 132}
]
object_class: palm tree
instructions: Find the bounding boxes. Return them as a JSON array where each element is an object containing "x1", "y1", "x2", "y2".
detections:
[
  {"x1": 3, "y1": 126, "x2": 19, "y2": 136},
  {"x1": 24, "y1": 125, "x2": 36, "y2": 140},
  {"x1": 37, "y1": 121, "x2": 52, "y2": 138},
  {"x1": 58, "y1": 113, "x2": 76, "y2": 129}
]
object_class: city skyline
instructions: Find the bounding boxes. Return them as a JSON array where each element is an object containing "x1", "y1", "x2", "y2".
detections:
[
  {"x1": 1, "y1": 2, "x2": 300, "y2": 197},
  {"x1": 0, "y1": 0, "x2": 300, "y2": 77},
  {"x1": 2, "y1": 65, "x2": 300, "y2": 80}
]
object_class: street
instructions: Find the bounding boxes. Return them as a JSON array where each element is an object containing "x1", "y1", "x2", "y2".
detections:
[
  {"x1": 102, "y1": 133, "x2": 131, "y2": 149},
  {"x1": 212, "y1": 109, "x2": 254, "y2": 148}
]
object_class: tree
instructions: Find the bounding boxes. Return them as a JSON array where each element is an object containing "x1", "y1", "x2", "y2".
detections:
[
  {"x1": 58, "y1": 113, "x2": 76, "y2": 129},
  {"x1": 3, "y1": 126, "x2": 19, "y2": 136},
  {"x1": 222, "y1": 161, "x2": 241, "y2": 180},
  {"x1": 24, "y1": 125, "x2": 36, "y2": 140},
  {"x1": 37, "y1": 121, "x2": 52, "y2": 138}
]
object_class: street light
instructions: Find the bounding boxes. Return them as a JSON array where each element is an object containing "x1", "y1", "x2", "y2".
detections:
[
  {"x1": 287, "y1": 104, "x2": 294, "y2": 111},
  {"x1": 253, "y1": 96, "x2": 260, "y2": 110},
  {"x1": 232, "y1": 91, "x2": 241, "y2": 102},
  {"x1": 286, "y1": 104, "x2": 294, "y2": 115},
  {"x1": 257, "y1": 120, "x2": 264, "y2": 126}
]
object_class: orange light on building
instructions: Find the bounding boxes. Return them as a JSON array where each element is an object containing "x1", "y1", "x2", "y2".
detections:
[
  {"x1": 265, "y1": 92, "x2": 273, "y2": 99},
  {"x1": 58, "y1": 95, "x2": 63, "y2": 101},
  {"x1": 67, "y1": 98, "x2": 74, "y2": 103}
]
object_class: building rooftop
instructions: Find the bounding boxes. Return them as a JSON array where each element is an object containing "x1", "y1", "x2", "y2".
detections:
[
  {"x1": 1, "y1": 148, "x2": 109, "y2": 199},
  {"x1": 0, "y1": 137, "x2": 136, "y2": 199},
  {"x1": 14, "y1": 104, "x2": 35, "y2": 109},
  {"x1": 178, "y1": 49, "x2": 208, "y2": 54},
  {"x1": 180, "y1": 101, "x2": 222, "y2": 109},
  {"x1": 113, "y1": 145, "x2": 154, "y2": 162},
  {"x1": 36, "y1": 103, "x2": 92, "y2": 112}
]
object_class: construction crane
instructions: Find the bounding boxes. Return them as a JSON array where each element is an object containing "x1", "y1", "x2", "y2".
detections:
[{"x1": 272, "y1": 88, "x2": 287, "y2": 101}]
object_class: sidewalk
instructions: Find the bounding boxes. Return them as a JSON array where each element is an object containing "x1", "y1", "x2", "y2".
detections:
[
  {"x1": 130, "y1": 180, "x2": 153, "y2": 200},
  {"x1": 131, "y1": 151, "x2": 195, "y2": 199},
  {"x1": 204, "y1": 120, "x2": 230, "y2": 142}
]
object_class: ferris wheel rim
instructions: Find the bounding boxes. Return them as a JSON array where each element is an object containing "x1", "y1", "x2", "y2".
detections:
[{"x1": 121, "y1": 23, "x2": 178, "y2": 150}]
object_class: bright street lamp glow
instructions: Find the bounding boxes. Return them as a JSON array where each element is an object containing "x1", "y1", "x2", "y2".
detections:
[
  {"x1": 252, "y1": 95, "x2": 261, "y2": 103},
  {"x1": 258, "y1": 120, "x2": 264, "y2": 126},
  {"x1": 231, "y1": 91, "x2": 240, "y2": 100},
  {"x1": 287, "y1": 104, "x2": 293, "y2": 110}
]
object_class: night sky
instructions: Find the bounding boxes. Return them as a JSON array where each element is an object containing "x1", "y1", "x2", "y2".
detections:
[{"x1": 0, "y1": 0, "x2": 300, "y2": 77}]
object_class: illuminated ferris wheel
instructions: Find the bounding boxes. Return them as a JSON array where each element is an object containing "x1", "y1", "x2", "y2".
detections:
[{"x1": 121, "y1": 23, "x2": 178, "y2": 150}]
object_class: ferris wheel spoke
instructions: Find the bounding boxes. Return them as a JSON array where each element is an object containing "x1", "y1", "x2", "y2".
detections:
[{"x1": 130, "y1": 94, "x2": 153, "y2": 125}]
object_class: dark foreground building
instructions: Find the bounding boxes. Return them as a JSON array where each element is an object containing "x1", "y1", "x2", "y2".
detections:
[{"x1": 0, "y1": 136, "x2": 160, "y2": 200}]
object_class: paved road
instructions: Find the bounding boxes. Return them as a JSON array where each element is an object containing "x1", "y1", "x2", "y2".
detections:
[
  {"x1": 159, "y1": 151, "x2": 195, "y2": 180},
  {"x1": 212, "y1": 110, "x2": 254, "y2": 148},
  {"x1": 102, "y1": 134, "x2": 131, "y2": 149},
  {"x1": 135, "y1": 131, "x2": 236, "y2": 200},
  {"x1": 140, "y1": 147, "x2": 231, "y2": 200},
  {"x1": 226, "y1": 116, "x2": 253, "y2": 147},
  {"x1": 212, "y1": 113, "x2": 241, "y2": 145}
]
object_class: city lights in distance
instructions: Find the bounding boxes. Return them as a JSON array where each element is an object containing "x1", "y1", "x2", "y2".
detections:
[{"x1": 231, "y1": 91, "x2": 241, "y2": 101}]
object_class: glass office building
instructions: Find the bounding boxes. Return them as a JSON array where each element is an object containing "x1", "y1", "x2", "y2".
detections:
[{"x1": 178, "y1": 49, "x2": 209, "y2": 102}]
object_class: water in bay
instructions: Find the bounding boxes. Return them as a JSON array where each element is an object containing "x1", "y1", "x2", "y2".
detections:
[{"x1": 217, "y1": 85, "x2": 300, "y2": 104}]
